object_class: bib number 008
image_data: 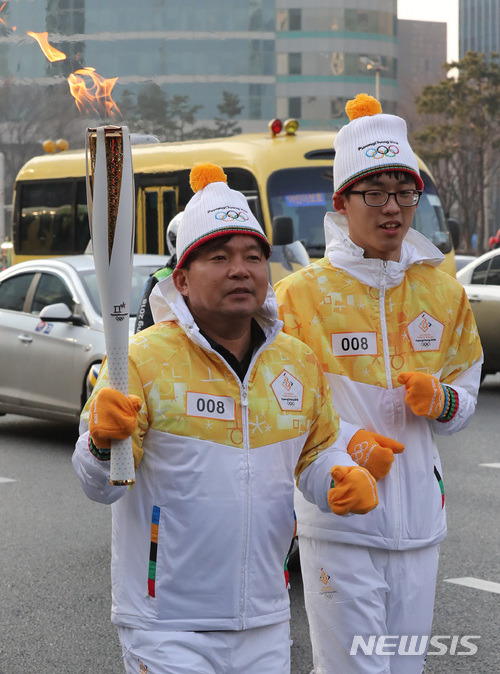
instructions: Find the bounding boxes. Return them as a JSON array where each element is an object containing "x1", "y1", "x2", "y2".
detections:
[
  {"x1": 186, "y1": 392, "x2": 235, "y2": 420},
  {"x1": 331, "y1": 332, "x2": 377, "y2": 356}
]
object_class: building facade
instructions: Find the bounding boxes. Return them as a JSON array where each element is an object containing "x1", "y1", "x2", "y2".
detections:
[
  {"x1": 0, "y1": 0, "x2": 399, "y2": 132},
  {"x1": 275, "y1": 0, "x2": 398, "y2": 127},
  {"x1": 459, "y1": 0, "x2": 500, "y2": 59},
  {"x1": 397, "y1": 19, "x2": 447, "y2": 132}
]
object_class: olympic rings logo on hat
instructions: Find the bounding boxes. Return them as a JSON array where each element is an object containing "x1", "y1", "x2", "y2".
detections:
[
  {"x1": 366, "y1": 145, "x2": 399, "y2": 159},
  {"x1": 215, "y1": 210, "x2": 250, "y2": 222}
]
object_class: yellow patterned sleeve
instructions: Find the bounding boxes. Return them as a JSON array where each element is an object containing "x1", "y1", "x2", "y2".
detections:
[
  {"x1": 294, "y1": 352, "x2": 340, "y2": 480},
  {"x1": 275, "y1": 269, "x2": 316, "y2": 344},
  {"x1": 440, "y1": 286, "x2": 483, "y2": 384}
]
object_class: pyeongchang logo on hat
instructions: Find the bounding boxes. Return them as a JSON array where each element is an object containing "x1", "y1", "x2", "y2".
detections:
[{"x1": 357, "y1": 141, "x2": 400, "y2": 160}]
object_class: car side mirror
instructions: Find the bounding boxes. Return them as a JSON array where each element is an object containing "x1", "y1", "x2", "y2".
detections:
[
  {"x1": 272, "y1": 216, "x2": 294, "y2": 246},
  {"x1": 39, "y1": 302, "x2": 86, "y2": 326}
]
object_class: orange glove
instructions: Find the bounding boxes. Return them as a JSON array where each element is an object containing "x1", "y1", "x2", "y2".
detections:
[
  {"x1": 89, "y1": 387, "x2": 142, "y2": 449},
  {"x1": 328, "y1": 465, "x2": 378, "y2": 516},
  {"x1": 397, "y1": 372, "x2": 445, "y2": 419},
  {"x1": 347, "y1": 430, "x2": 404, "y2": 480}
]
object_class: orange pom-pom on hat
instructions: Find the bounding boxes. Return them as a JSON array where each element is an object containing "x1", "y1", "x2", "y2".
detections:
[
  {"x1": 333, "y1": 92, "x2": 424, "y2": 193},
  {"x1": 345, "y1": 93, "x2": 383, "y2": 121},
  {"x1": 176, "y1": 162, "x2": 270, "y2": 268},
  {"x1": 189, "y1": 163, "x2": 227, "y2": 193}
]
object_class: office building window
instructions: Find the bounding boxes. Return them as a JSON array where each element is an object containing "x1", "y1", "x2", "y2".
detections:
[
  {"x1": 289, "y1": 97, "x2": 301, "y2": 118},
  {"x1": 249, "y1": 84, "x2": 262, "y2": 119},
  {"x1": 289, "y1": 9, "x2": 302, "y2": 31},
  {"x1": 289, "y1": 53, "x2": 302, "y2": 75}
]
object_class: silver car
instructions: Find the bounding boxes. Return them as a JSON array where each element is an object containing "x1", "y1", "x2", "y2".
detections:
[
  {"x1": 457, "y1": 248, "x2": 500, "y2": 379},
  {"x1": 0, "y1": 254, "x2": 167, "y2": 423}
]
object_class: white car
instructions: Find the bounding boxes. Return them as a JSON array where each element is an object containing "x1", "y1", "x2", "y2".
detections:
[
  {"x1": 0, "y1": 254, "x2": 167, "y2": 423},
  {"x1": 457, "y1": 247, "x2": 500, "y2": 379},
  {"x1": 454, "y1": 254, "x2": 477, "y2": 273}
]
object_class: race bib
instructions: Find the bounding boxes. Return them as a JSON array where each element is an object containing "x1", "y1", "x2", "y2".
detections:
[
  {"x1": 407, "y1": 312, "x2": 444, "y2": 351},
  {"x1": 331, "y1": 332, "x2": 377, "y2": 356},
  {"x1": 186, "y1": 392, "x2": 235, "y2": 420}
]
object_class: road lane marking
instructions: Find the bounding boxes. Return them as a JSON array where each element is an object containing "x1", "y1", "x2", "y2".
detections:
[
  {"x1": 0, "y1": 477, "x2": 16, "y2": 483},
  {"x1": 479, "y1": 463, "x2": 500, "y2": 469},
  {"x1": 445, "y1": 577, "x2": 500, "y2": 594}
]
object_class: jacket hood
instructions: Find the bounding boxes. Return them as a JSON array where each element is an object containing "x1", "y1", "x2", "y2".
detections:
[
  {"x1": 323, "y1": 211, "x2": 445, "y2": 289},
  {"x1": 149, "y1": 273, "x2": 281, "y2": 340}
]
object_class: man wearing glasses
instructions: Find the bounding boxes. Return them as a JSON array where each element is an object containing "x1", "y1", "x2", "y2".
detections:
[{"x1": 275, "y1": 94, "x2": 483, "y2": 674}]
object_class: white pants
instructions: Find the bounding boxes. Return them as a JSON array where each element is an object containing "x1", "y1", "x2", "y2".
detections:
[
  {"x1": 118, "y1": 621, "x2": 291, "y2": 674},
  {"x1": 300, "y1": 538, "x2": 440, "y2": 674}
]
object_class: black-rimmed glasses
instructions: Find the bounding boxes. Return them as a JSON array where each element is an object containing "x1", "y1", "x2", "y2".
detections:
[{"x1": 349, "y1": 189, "x2": 422, "y2": 207}]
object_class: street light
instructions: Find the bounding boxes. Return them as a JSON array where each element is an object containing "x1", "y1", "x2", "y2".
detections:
[{"x1": 360, "y1": 56, "x2": 388, "y2": 101}]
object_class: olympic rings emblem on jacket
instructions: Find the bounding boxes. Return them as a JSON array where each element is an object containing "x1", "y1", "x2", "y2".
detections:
[
  {"x1": 366, "y1": 145, "x2": 399, "y2": 159},
  {"x1": 215, "y1": 210, "x2": 250, "y2": 222}
]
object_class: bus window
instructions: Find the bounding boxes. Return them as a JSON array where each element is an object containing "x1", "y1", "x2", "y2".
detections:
[
  {"x1": 412, "y1": 172, "x2": 452, "y2": 254},
  {"x1": 145, "y1": 191, "x2": 159, "y2": 254},
  {"x1": 16, "y1": 181, "x2": 77, "y2": 255},
  {"x1": 163, "y1": 189, "x2": 177, "y2": 231},
  {"x1": 268, "y1": 167, "x2": 333, "y2": 258},
  {"x1": 75, "y1": 182, "x2": 90, "y2": 253},
  {"x1": 15, "y1": 180, "x2": 90, "y2": 256},
  {"x1": 137, "y1": 186, "x2": 178, "y2": 255},
  {"x1": 268, "y1": 167, "x2": 453, "y2": 259}
]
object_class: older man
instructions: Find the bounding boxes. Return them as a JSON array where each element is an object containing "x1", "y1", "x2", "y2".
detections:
[{"x1": 72, "y1": 163, "x2": 378, "y2": 674}]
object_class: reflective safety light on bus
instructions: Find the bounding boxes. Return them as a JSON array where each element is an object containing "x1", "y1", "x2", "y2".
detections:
[{"x1": 268, "y1": 118, "x2": 299, "y2": 138}]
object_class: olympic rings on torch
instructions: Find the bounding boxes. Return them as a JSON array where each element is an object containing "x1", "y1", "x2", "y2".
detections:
[
  {"x1": 365, "y1": 145, "x2": 399, "y2": 159},
  {"x1": 215, "y1": 210, "x2": 250, "y2": 222}
]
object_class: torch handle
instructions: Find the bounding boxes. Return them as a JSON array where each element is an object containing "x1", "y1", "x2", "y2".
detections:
[
  {"x1": 110, "y1": 437, "x2": 135, "y2": 486},
  {"x1": 107, "y1": 342, "x2": 136, "y2": 486}
]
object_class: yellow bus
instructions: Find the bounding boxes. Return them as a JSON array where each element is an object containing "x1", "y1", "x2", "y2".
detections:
[{"x1": 11, "y1": 123, "x2": 456, "y2": 277}]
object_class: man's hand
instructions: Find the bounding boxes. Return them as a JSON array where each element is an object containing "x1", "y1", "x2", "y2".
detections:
[
  {"x1": 397, "y1": 372, "x2": 444, "y2": 419},
  {"x1": 89, "y1": 388, "x2": 142, "y2": 449},
  {"x1": 328, "y1": 465, "x2": 378, "y2": 516},
  {"x1": 347, "y1": 429, "x2": 404, "y2": 480}
]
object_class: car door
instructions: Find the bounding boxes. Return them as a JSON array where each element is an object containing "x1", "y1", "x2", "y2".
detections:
[
  {"x1": 466, "y1": 254, "x2": 500, "y2": 372},
  {"x1": 0, "y1": 271, "x2": 38, "y2": 405},
  {"x1": 18, "y1": 270, "x2": 97, "y2": 418}
]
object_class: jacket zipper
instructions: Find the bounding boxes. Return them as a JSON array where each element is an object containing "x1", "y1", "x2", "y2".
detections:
[
  {"x1": 240, "y1": 385, "x2": 250, "y2": 630},
  {"x1": 237, "y1": 341, "x2": 271, "y2": 629},
  {"x1": 379, "y1": 261, "x2": 402, "y2": 549},
  {"x1": 196, "y1": 337, "x2": 272, "y2": 630}
]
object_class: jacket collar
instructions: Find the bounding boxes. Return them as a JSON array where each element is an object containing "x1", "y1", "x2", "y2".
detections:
[
  {"x1": 149, "y1": 274, "x2": 283, "y2": 348},
  {"x1": 323, "y1": 211, "x2": 444, "y2": 289}
]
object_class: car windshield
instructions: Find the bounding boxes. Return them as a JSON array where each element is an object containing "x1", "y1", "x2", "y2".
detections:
[
  {"x1": 267, "y1": 167, "x2": 452, "y2": 257},
  {"x1": 78, "y1": 263, "x2": 163, "y2": 316}
]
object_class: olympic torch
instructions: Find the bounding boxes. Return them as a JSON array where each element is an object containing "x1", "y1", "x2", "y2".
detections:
[{"x1": 86, "y1": 126, "x2": 135, "y2": 486}]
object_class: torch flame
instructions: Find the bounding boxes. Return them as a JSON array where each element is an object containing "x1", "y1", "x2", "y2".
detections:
[
  {"x1": 27, "y1": 31, "x2": 67, "y2": 62},
  {"x1": 68, "y1": 67, "x2": 121, "y2": 118}
]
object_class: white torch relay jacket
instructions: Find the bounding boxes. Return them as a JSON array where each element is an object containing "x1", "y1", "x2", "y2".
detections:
[
  {"x1": 72, "y1": 276, "x2": 357, "y2": 632},
  {"x1": 275, "y1": 212, "x2": 483, "y2": 551}
]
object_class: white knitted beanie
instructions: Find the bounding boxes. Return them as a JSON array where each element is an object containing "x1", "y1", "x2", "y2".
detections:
[
  {"x1": 333, "y1": 93, "x2": 424, "y2": 193},
  {"x1": 176, "y1": 163, "x2": 271, "y2": 268}
]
